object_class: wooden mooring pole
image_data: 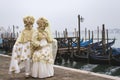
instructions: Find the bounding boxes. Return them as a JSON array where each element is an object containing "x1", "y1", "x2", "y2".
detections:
[
  {"x1": 102, "y1": 24, "x2": 106, "y2": 54},
  {"x1": 97, "y1": 26, "x2": 99, "y2": 42},
  {"x1": 78, "y1": 15, "x2": 81, "y2": 54},
  {"x1": 85, "y1": 28, "x2": 87, "y2": 41}
]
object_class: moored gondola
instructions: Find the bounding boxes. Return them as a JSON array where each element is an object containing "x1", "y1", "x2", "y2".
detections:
[
  {"x1": 72, "y1": 49, "x2": 89, "y2": 62},
  {"x1": 71, "y1": 38, "x2": 120, "y2": 66}
]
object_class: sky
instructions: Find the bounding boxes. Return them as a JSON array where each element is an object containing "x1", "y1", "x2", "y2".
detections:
[{"x1": 0, "y1": 0, "x2": 120, "y2": 33}]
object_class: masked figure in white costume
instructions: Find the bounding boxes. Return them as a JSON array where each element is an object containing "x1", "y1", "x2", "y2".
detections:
[
  {"x1": 31, "y1": 17, "x2": 58, "y2": 78},
  {"x1": 9, "y1": 16, "x2": 35, "y2": 78}
]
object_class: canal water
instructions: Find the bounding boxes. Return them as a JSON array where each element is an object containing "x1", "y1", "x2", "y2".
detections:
[{"x1": 55, "y1": 60, "x2": 120, "y2": 77}]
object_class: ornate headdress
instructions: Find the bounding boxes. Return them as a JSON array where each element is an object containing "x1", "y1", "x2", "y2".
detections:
[
  {"x1": 37, "y1": 17, "x2": 49, "y2": 28},
  {"x1": 23, "y1": 16, "x2": 35, "y2": 25},
  {"x1": 37, "y1": 17, "x2": 53, "y2": 42}
]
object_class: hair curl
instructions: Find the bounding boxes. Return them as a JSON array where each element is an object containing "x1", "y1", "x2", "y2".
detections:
[
  {"x1": 37, "y1": 17, "x2": 49, "y2": 27},
  {"x1": 23, "y1": 16, "x2": 35, "y2": 25}
]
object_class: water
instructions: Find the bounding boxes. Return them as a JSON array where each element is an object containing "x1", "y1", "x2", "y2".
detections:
[
  {"x1": 0, "y1": 50, "x2": 6, "y2": 54},
  {"x1": 55, "y1": 61, "x2": 120, "y2": 77}
]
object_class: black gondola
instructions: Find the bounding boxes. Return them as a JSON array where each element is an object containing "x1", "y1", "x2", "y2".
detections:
[
  {"x1": 93, "y1": 38, "x2": 115, "y2": 52},
  {"x1": 72, "y1": 39, "x2": 120, "y2": 66},
  {"x1": 88, "y1": 39, "x2": 116, "y2": 65}
]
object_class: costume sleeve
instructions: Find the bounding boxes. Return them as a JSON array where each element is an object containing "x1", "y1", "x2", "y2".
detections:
[
  {"x1": 45, "y1": 26, "x2": 53, "y2": 43},
  {"x1": 15, "y1": 31, "x2": 24, "y2": 44},
  {"x1": 31, "y1": 31, "x2": 40, "y2": 47},
  {"x1": 51, "y1": 39, "x2": 58, "y2": 62},
  {"x1": 47, "y1": 35, "x2": 53, "y2": 43},
  {"x1": 45, "y1": 31, "x2": 53, "y2": 43}
]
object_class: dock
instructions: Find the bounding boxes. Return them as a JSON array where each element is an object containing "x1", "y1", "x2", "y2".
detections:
[{"x1": 0, "y1": 54, "x2": 120, "y2": 80}]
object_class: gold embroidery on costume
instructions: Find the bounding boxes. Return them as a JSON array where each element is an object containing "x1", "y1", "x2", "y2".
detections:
[
  {"x1": 17, "y1": 55, "x2": 21, "y2": 58},
  {"x1": 14, "y1": 50, "x2": 17, "y2": 53},
  {"x1": 27, "y1": 46, "x2": 30, "y2": 49},
  {"x1": 32, "y1": 17, "x2": 54, "y2": 64},
  {"x1": 9, "y1": 16, "x2": 35, "y2": 74},
  {"x1": 24, "y1": 49, "x2": 27, "y2": 52},
  {"x1": 18, "y1": 48, "x2": 21, "y2": 51},
  {"x1": 15, "y1": 29, "x2": 35, "y2": 44},
  {"x1": 14, "y1": 57, "x2": 17, "y2": 60},
  {"x1": 27, "y1": 54, "x2": 31, "y2": 58},
  {"x1": 11, "y1": 66, "x2": 15, "y2": 70}
]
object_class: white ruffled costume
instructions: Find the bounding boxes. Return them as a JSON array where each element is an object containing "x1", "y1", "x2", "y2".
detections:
[
  {"x1": 31, "y1": 30, "x2": 58, "y2": 78},
  {"x1": 9, "y1": 27, "x2": 35, "y2": 75},
  {"x1": 32, "y1": 39, "x2": 53, "y2": 78},
  {"x1": 31, "y1": 17, "x2": 58, "y2": 78}
]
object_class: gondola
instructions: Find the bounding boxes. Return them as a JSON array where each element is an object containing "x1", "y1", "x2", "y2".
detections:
[
  {"x1": 72, "y1": 39, "x2": 118, "y2": 65},
  {"x1": 72, "y1": 49, "x2": 89, "y2": 62},
  {"x1": 71, "y1": 40, "x2": 103, "y2": 62},
  {"x1": 57, "y1": 38, "x2": 84, "y2": 48},
  {"x1": 88, "y1": 39, "x2": 116, "y2": 65},
  {"x1": 88, "y1": 52, "x2": 111, "y2": 65},
  {"x1": 89, "y1": 49, "x2": 120, "y2": 66},
  {"x1": 72, "y1": 38, "x2": 93, "y2": 47},
  {"x1": 94, "y1": 38, "x2": 115, "y2": 51},
  {"x1": 72, "y1": 38, "x2": 84, "y2": 47},
  {"x1": 89, "y1": 47, "x2": 120, "y2": 66},
  {"x1": 110, "y1": 48, "x2": 120, "y2": 66}
]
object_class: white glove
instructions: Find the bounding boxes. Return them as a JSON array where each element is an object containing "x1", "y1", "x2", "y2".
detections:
[{"x1": 39, "y1": 39, "x2": 48, "y2": 47}]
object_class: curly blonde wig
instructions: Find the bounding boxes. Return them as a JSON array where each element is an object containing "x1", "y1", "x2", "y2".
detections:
[
  {"x1": 37, "y1": 17, "x2": 49, "y2": 28},
  {"x1": 23, "y1": 16, "x2": 35, "y2": 25}
]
